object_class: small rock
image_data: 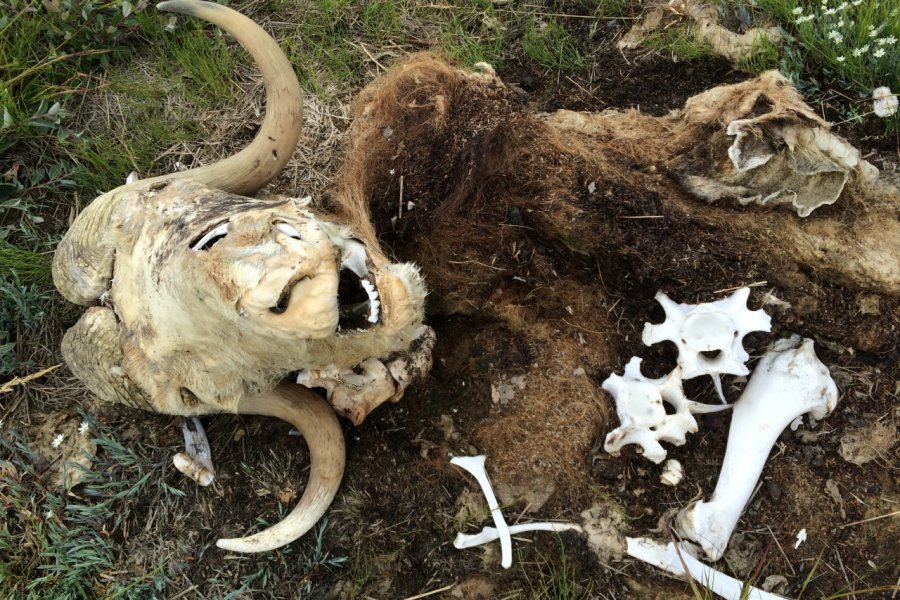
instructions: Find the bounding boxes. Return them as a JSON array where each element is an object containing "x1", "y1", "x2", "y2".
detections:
[
  {"x1": 801, "y1": 445, "x2": 825, "y2": 468},
  {"x1": 765, "y1": 479, "x2": 783, "y2": 502}
]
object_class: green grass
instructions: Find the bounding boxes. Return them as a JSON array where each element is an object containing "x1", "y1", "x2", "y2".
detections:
[
  {"x1": 525, "y1": 541, "x2": 593, "y2": 600},
  {"x1": 441, "y1": 15, "x2": 507, "y2": 68},
  {"x1": 643, "y1": 26, "x2": 716, "y2": 61},
  {"x1": 752, "y1": 0, "x2": 900, "y2": 129},
  {"x1": 0, "y1": 415, "x2": 174, "y2": 598},
  {"x1": 522, "y1": 16, "x2": 587, "y2": 72}
]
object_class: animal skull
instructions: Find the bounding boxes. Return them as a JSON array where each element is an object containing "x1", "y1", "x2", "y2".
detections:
[{"x1": 53, "y1": 0, "x2": 429, "y2": 553}]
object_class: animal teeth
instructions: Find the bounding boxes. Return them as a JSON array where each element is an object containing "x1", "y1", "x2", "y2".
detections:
[
  {"x1": 341, "y1": 240, "x2": 369, "y2": 277},
  {"x1": 368, "y1": 304, "x2": 380, "y2": 323},
  {"x1": 370, "y1": 299, "x2": 380, "y2": 310}
]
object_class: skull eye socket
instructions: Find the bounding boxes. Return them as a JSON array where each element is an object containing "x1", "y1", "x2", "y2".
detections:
[
  {"x1": 275, "y1": 222, "x2": 302, "y2": 239},
  {"x1": 191, "y1": 223, "x2": 229, "y2": 251}
]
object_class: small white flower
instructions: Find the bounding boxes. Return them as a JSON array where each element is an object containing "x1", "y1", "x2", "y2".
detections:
[
  {"x1": 828, "y1": 30, "x2": 843, "y2": 42},
  {"x1": 837, "y1": 18, "x2": 844, "y2": 26},
  {"x1": 851, "y1": 0, "x2": 861, "y2": 4},
  {"x1": 51, "y1": 433, "x2": 65, "y2": 448},
  {"x1": 792, "y1": 6, "x2": 804, "y2": 14},
  {"x1": 873, "y1": 86, "x2": 899, "y2": 118},
  {"x1": 824, "y1": 7, "x2": 836, "y2": 14},
  {"x1": 852, "y1": 44, "x2": 869, "y2": 56},
  {"x1": 836, "y1": 55, "x2": 846, "y2": 62},
  {"x1": 45, "y1": 510, "x2": 54, "y2": 520},
  {"x1": 869, "y1": 29, "x2": 878, "y2": 37},
  {"x1": 78, "y1": 421, "x2": 90, "y2": 435},
  {"x1": 879, "y1": 35, "x2": 897, "y2": 45},
  {"x1": 873, "y1": 48, "x2": 886, "y2": 57},
  {"x1": 796, "y1": 14, "x2": 815, "y2": 23},
  {"x1": 838, "y1": 1, "x2": 848, "y2": 9}
]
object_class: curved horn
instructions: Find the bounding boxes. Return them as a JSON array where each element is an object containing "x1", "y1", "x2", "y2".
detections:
[
  {"x1": 216, "y1": 384, "x2": 346, "y2": 553},
  {"x1": 154, "y1": 0, "x2": 303, "y2": 194},
  {"x1": 53, "y1": 0, "x2": 303, "y2": 304}
]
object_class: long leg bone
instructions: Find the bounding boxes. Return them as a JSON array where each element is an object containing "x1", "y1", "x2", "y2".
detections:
[
  {"x1": 675, "y1": 336, "x2": 838, "y2": 561},
  {"x1": 173, "y1": 416, "x2": 216, "y2": 486},
  {"x1": 450, "y1": 455, "x2": 513, "y2": 568}
]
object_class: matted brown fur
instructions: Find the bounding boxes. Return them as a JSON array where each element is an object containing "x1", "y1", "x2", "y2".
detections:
[{"x1": 328, "y1": 54, "x2": 899, "y2": 504}]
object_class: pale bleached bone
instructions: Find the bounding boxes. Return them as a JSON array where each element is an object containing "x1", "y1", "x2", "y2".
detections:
[
  {"x1": 626, "y1": 537, "x2": 785, "y2": 600},
  {"x1": 453, "y1": 522, "x2": 582, "y2": 549},
  {"x1": 642, "y1": 287, "x2": 771, "y2": 402},
  {"x1": 660, "y1": 459, "x2": 684, "y2": 486},
  {"x1": 675, "y1": 336, "x2": 838, "y2": 561},
  {"x1": 450, "y1": 455, "x2": 513, "y2": 568},
  {"x1": 173, "y1": 416, "x2": 215, "y2": 486},
  {"x1": 603, "y1": 358, "x2": 730, "y2": 464}
]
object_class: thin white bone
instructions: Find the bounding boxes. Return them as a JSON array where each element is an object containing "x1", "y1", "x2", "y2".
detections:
[
  {"x1": 450, "y1": 455, "x2": 513, "y2": 568},
  {"x1": 642, "y1": 287, "x2": 771, "y2": 402},
  {"x1": 675, "y1": 336, "x2": 838, "y2": 561},
  {"x1": 626, "y1": 537, "x2": 785, "y2": 600},
  {"x1": 603, "y1": 359, "x2": 731, "y2": 464},
  {"x1": 453, "y1": 522, "x2": 583, "y2": 549}
]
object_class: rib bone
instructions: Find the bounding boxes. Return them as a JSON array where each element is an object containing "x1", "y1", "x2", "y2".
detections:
[
  {"x1": 675, "y1": 336, "x2": 838, "y2": 560},
  {"x1": 450, "y1": 455, "x2": 513, "y2": 568}
]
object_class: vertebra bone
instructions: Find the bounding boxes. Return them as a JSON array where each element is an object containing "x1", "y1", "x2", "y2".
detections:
[
  {"x1": 642, "y1": 287, "x2": 771, "y2": 402},
  {"x1": 603, "y1": 358, "x2": 730, "y2": 463}
]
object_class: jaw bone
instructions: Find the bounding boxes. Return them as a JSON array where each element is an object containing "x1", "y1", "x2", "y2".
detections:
[{"x1": 675, "y1": 336, "x2": 839, "y2": 561}]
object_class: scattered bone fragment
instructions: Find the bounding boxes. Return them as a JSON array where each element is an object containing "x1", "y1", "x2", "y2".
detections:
[
  {"x1": 581, "y1": 502, "x2": 627, "y2": 562},
  {"x1": 794, "y1": 528, "x2": 807, "y2": 549},
  {"x1": 825, "y1": 479, "x2": 846, "y2": 519},
  {"x1": 173, "y1": 416, "x2": 215, "y2": 486},
  {"x1": 626, "y1": 537, "x2": 784, "y2": 600},
  {"x1": 603, "y1": 358, "x2": 730, "y2": 463},
  {"x1": 873, "y1": 86, "x2": 898, "y2": 118},
  {"x1": 660, "y1": 459, "x2": 684, "y2": 486},
  {"x1": 839, "y1": 422, "x2": 897, "y2": 466},
  {"x1": 675, "y1": 336, "x2": 838, "y2": 561},
  {"x1": 451, "y1": 455, "x2": 513, "y2": 568},
  {"x1": 642, "y1": 287, "x2": 771, "y2": 402}
]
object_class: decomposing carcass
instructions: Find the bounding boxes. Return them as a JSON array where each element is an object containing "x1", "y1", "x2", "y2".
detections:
[{"x1": 53, "y1": 0, "x2": 899, "y2": 559}]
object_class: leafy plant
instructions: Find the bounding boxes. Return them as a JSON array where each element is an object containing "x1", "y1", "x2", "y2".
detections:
[{"x1": 754, "y1": 0, "x2": 900, "y2": 129}]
